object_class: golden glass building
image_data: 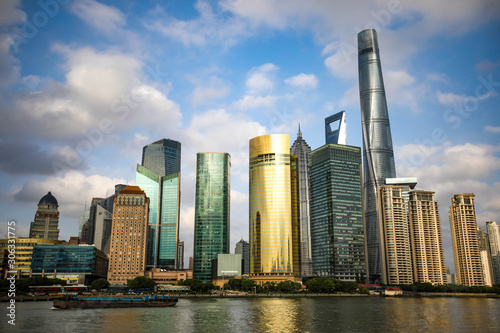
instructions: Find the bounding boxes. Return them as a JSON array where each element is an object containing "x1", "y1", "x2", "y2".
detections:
[
  {"x1": 249, "y1": 134, "x2": 299, "y2": 281},
  {"x1": 408, "y1": 191, "x2": 446, "y2": 284},
  {"x1": 449, "y1": 193, "x2": 485, "y2": 286}
]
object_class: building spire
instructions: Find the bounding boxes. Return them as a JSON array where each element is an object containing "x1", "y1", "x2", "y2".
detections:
[{"x1": 297, "y1": 123, "x2": 302, "y2": 138}]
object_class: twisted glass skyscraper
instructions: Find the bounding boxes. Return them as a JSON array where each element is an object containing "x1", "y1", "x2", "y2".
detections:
[{"x1": 358, "y1": 28, "x2": 396, "y2": 281}]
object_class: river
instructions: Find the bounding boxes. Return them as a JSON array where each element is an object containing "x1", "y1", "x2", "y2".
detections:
[{"x1": 2, "y1": 297, "x2": 499, "y2": 332}]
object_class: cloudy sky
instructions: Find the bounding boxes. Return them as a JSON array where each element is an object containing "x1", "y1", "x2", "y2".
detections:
[{"x1": 1, "y1": 0, "x2": 499, "y2": 272}]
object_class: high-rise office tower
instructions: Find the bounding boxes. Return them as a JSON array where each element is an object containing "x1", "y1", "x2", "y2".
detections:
[
  {"x1": 325, "y1": 111, "x2": 347, "y2": 145},
  {"x1": 249, "y1": 134, "x2": 300, "y2": 282},
  {"x1": 408, "y1": 191, "x2": 446, "y2": 284},
  {"x1": 136, "y1": 138, "x2": 181, "y2": 270},
  {"x1": 486, "y1": 221, "x2": 500, "y2": 284},
  {"x1": 30, "y1": 192, "x2": 60, "y2": 240},
  {"x1": 358, "y1": 29, "x2": 397, "y2": 282},
  {"x1": 108, "y1": 186, "x2": 149, "y2": 285},
  {"x1": 177, "y1": 241, "x2": 185, "y2": 270},
  {"x1": 309, "y1": 144, "x2": 367, "y2": 281},
  {"x1": 377, "y1": 186, "x2": 413, "y2": 285},
  {"x1": 449, "y1": 194, "x2": 485, "y2": 286},
  {"x1": 290, "y1": 126, "x2": 313, "y2": 276},
  {"x1": 142, "y1": 139, "x2": 181, "y2": 176},
  {"x1": 477, "y1": 227, "x2": 494, "y2": 287},
  {"x1": 235, "y1": 239, "x2": 250, "y2": 275},
  {"x1": 193, "y1": 152, "x2": 231, "y2": 282}
]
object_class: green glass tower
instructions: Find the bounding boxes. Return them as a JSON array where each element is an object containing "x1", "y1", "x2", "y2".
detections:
[
  {"x1": 309, "y1": 144, "x2": 367, "y2": 281},
  {"x1": 136, "y1": 167, "x2": 180, "y2": 269},
  {"x1": 193, "y1": 153, "x2": 231, "y2": 282}
]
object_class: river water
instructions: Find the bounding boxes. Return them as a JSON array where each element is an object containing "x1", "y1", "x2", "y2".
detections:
[{"x1": 2, "y1": 297, "x2": 499, "y2": 332}]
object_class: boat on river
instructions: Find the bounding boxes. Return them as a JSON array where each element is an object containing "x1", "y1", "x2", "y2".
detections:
[{"x1": 53, "y1": 294, "x2": 178, "y2": 309}]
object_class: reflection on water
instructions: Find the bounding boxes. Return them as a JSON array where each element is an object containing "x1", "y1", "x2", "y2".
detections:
[{"x1": 2, "y1": 297, "x2": 499, "y2": 332}]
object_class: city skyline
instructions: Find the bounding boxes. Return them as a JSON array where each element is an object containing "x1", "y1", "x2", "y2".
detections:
[{"x1": 0, "y1": 1, "x2": 499, "y2": 272}]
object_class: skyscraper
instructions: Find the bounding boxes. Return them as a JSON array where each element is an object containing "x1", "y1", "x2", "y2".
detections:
[
  {"x1": 477, "y1": 227, "x2": 494, "y2": 287},
  {"x1": 408, "y1": 191, "x2": 446, "y2": 285},
  {"x1": 377, "y1": 186, "x2": 413, "y2": 285},
  {"x1": 136, "y1": 138, "x2": 181, "y2": 270},
  {"x1": 30, "y1": 192, "x2": 60, "y2": 240},
  {"x1": 108, "y1": 186, "x2": 149, "y2": 285},
  {"x1": 142, "y1": 139, "x2": 181, "y2": 176},
  {"x1": 358, "y1": 28, "x2": 397, "y2": 281},
  {"x1": 193, "y1": 152, "x2": 231, "y2": 282},
  {"x1": 309, "y1": 143, "x2": 367, "y2": 281},
  {"x1": 449, "y1": 194, "x2": 484, "y2": 286},
  {"x1": 325, "y1": 111, "x2": 347, "y2": 145},
  {"x1": 235, "y1": 239, "x2": 250, "y2": 275},
  {"x1": 486, "y1": 221, "x2": 500, "y2": 284},
  {"x1": 249, "y1": 134, "x2": 300, "y2": 283},
  {"x1": 290, "y1": 126, "x2": 313, "y2": 276}
]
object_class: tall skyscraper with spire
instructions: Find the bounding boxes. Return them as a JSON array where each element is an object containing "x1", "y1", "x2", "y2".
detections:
[
  {"x1": 358, "y1": 28, "x2": 397, "y2": 281},
  {"x1": 136, "y1": 138, "x2": 181, "y2": 270},
  {"x1": 193, "y1": 152, "x2": 231, "y2": 282},
  {"x1": 290, "y1": 125, "x2": 313, "y2": 276}
]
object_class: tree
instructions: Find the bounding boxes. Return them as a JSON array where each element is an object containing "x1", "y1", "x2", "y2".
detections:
[
  {"x1": 241, "y1": 279, "x2": 256, "y2": 291},
  {"x1": 127, "y1": 276, "x2": 156, "y2": 290},
  {"x1": 228, "y1": 278, "x2": 242, "y2": 290},
  {"x1": 91, "y1": 278, "x2": 110, "y2": 291}
]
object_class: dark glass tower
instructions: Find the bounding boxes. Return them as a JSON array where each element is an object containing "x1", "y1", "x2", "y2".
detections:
[
  {"x1": 325, "y1": 111, "x2": 347, "y2": 145},
  {"x1": 358, "y1": 28, "x2": 397, "y2": 281},
  {"x1": 290, "y1": 126, "x2": 313, "y2": 276},
  {"x1": 136, "y1": 138, "x2": 181, "y2": 270},
  {"x1": 142, "y1": 139, "x2": 181, "y2": 176},
  {"x1": 193, "y1": 152, "x2": 231, "y2": 282},
  {"x1": 309, "y1": 144, "x2": 367, "y2": 281}
]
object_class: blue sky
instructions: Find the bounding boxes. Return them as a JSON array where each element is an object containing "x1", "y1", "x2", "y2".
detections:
[{"x1": 1, "y1": 0, "x2": 499, "y2": 272}]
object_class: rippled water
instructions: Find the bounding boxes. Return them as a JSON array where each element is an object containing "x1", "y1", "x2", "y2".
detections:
[{"x1": 2, "y1": 297, "x2": 499, "y2": 332}]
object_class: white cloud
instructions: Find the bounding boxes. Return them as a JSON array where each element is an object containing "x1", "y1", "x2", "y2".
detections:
[
  {"x1": 233, "y1": 95, "x2": 277, "y2": 110},
  {"x1": 485, "y1": 126, "x2": 500, "y2": 134},
  {"x1": 246, "y1": 63, "x2": 278, "y2": 94},
  {"x1": 437, "y1": 90, "x2": 498, "y2": 106},
  {"x1": 284, "y1": 73, "x2": 318, "y2": 89},
  {"x1": 0, "y1": 45, "x2": 181, "y2": 141},
  {"x1": 145, "y1": 1, "x2": 249, "y2": 47},
  {"x1": 426, "y1": 73, "x2": 449, "y2": 82},
  {"x1": 70, "y1": 0, "x2": 126, "y2": 35},
  {"x1": 13, "y1": 171, "x2": 126, "y2": 220},
  {"x1": 475, "y1": 59, "x2": 500, "y2": 72},
  {"x1": 191, "y1": 76, "x2": 231, "y2": 107},
  {"x1": 0, "y1": 0, "x2": 25, "y2": 26}
]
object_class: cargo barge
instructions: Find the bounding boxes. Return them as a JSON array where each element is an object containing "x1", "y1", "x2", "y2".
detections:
[{"x1": 53, "y1": 294, "x2": 178, "y2": 309}]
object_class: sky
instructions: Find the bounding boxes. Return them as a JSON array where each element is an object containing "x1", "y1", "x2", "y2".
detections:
[{"x1": 0, "y1": 0, "x2": 499, "y2": 273}]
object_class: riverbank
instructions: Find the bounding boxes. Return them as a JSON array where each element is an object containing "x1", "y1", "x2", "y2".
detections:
[{"x1": 1, "y1": 291, "x2": 498, "y2": 302}]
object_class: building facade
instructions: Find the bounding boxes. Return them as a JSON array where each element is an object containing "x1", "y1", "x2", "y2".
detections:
[
  {"x1": 0, "y1": 238, "x2": 61, "y2": 278},
  {"x1": 449, "y1": 194, "x2": 485, "y2": 286},
  {"x1": 29, "y1": 192, "x2": 60, "y2": 240},
  {"x1": 477, "y1": 227, "x2": 494, "y2": 287},
  {"x1": 142, "y1": 139, "x2": 181, "y2": 177},
  {"x1": 136, "y1": 166, "x2": 180, "y2": 270},
  {"x1": 486, "y1": 221, "x2": 500, "y2": 284},
  {"x1": 108, "y1": 186, "x2": 149, "y2": 285},
  {"x1": 235, "y1": 239, "x2": 250, "y2": 275},
  {"x1": 408, "y1": 191, "x2": 446, "y2": 284},
  {"x1": 377, "y1": 186, "x2": 413, "y2": 285},
  {"x1": 31, "y1": 244, "x2": 108, "y2": 285},
  {"x1": 358, "y1": 28, "x2": 397, "y2": 281},
  {"x1": 193, "y1": 152, "x2": 231, "y2": 282},
  {"x1": 249, "y1": 134, "x2": 299, "y2": 282},
  {"x1": 309, "y1": 143, "x2": 367, "y2": 281},
  {"x1": 325, "y1": 111, "x2": 347, "y2": 145},
  {"x1": 290, "y1": 126, "x2": 313, "y2": 276}
]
